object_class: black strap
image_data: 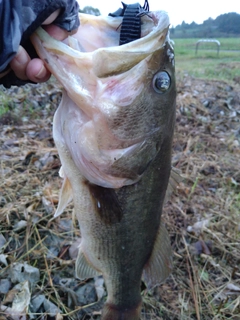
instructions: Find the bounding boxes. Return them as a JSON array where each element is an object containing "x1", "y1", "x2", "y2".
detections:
[{"x1": 108, "y1": 1, "x2": 150, "y2": 46}]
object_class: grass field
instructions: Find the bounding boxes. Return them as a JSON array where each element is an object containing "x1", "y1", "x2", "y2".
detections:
[{"x1": 173, "y1": 38, "x2": 240, "y2": 82}]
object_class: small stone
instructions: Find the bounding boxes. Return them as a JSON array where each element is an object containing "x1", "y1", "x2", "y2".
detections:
[
  {"x1": 75, "y1": 282, "x2": 97, "y2": 306},
  {"x1": 9, "y1": 262, "x2": 40, "y2": 285},
  {"x1": 0, "y1": 279, "x2": 11, "y2": 293},
  {"x1": 30, "y1": 294, "x2": 45, "y2": 312},
  {"x1": 0, "y1": 234, "x2": 7, "y2": 248},
  {"x1": 13, "y1": 220, "x2": 27, "y2": 231},
  {"x1": 0, "y1": 254, "x2": 8, "y2": 266},
  {"x1": 43, "y1": 299, "x2": 61, "y2": 316}
]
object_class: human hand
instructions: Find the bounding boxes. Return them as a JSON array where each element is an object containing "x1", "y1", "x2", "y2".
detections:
[
  {"x1": 0, "y1": 0, "x2": 79, "y2": 87},
  {"x1": 8, "y1": 10, "x2": 77, "y2": 83}
]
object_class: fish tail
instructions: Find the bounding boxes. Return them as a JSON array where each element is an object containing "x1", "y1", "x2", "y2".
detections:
[{"x1": 101, "y1": 302, "x2": 141, "y2": 320}]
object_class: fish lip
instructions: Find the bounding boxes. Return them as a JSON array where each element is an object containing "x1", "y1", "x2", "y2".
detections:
[{"x1": 33, "y1": 10, "x2": 170, "y2": 56}]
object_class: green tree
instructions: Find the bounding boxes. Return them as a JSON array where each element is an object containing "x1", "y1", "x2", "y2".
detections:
[
  {"x1": 215, "y1": 12, "x2": 240, "y2": 34},
  {"x1": 79, "y1": 6, "x2": 101, "y2": 16},
  {"x1": 203, "y1": 17, "x2": 214, "y2": 27}
]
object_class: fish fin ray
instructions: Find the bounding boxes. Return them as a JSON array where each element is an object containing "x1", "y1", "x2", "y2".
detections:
[
  {"x1": 75, "y1": 249, "x2": 100, "y2": 280},
  {"x1": 164, "y1": 167, "x2": 183, "y2": 204},
  {"x1": 54, "y1": 176, "x2": 73, "y2": 218},
  {"x1": 142, "y1": 222, "x2": 172, "y2": 289}
]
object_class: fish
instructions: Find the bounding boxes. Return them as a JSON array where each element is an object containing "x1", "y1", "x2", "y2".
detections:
[{"x1": 31, "y1": 7, "x2": 176, "y2": 320}]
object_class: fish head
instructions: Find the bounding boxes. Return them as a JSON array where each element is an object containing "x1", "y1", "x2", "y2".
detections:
[{"x1": 31, "y1": 11, "x2": 176, "y2": 188}]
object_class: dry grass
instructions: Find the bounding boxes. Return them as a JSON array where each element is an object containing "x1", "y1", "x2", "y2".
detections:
[
  {"x1": 0, "y1": 74, "x2": 240, "y2": 319},
  {"x1": 157, "y1": 74, "x2": 240, "y2": 320}
]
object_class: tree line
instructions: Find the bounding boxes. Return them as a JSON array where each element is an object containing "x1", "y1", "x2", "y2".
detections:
[
  {"x1": 79, "y1": 6, "x2": 101, "y2": 16},
  {"x1": 172, "y1": 12, "x2": 240, "y2": 38},
  {"x1": 79, "y1": 7, "x2": 239, "y2": 38}
]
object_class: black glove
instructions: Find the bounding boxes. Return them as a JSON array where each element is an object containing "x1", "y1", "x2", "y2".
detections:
[{"x1": 0, "y1": 0, "x2": 80, "y2": 88}]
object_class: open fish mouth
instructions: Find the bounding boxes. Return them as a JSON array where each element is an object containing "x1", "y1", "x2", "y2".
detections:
[
  {"x1": 33, "y1": 10, "x2": 170, "y2": 74},
  {"x1": 31, "y1": 10, "x2": 173, "y2": 189}
]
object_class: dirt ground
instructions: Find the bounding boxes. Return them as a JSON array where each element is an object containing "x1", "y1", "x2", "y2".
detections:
[{"x1": 0, "y1": 74, "x2": 239, "y2": 320}]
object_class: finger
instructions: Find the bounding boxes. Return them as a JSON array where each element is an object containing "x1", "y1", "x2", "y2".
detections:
[
  {"x1": 43, "y1": 25, "x2": 77, "y2": 41},
  {"x1": 26, "y1": 58, "x2": 51, "y2": 83},
  {"x1": 10, "y1": 46, "x2": 31, "y2": 80},
  {"x1": 42, "y1": 9, "x2": 61, "y2": 25}
]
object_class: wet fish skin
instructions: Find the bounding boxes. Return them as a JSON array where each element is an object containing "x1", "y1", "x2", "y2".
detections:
[
  {"x1": 53, "y1": 45, "x2": 175, "y2": 320},
  {"x1": 31, "y1": 11, "x2": 176, "y2": 320},
  {"x1": 94, "y1": 138, "x2": 174, "y2": 320}
]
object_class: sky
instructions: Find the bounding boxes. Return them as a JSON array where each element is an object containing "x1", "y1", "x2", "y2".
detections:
[{"x1": 77, "y1": 0, "x2": 240, "y2": 27}]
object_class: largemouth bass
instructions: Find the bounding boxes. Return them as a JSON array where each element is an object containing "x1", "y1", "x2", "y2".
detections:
[{"x1": 31, "y1": 8, "x2": 176, "y2": 320}]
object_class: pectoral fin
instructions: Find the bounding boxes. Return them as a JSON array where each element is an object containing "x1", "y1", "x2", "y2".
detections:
[
  {"x1": 142, "y1": 223, "x2": 172, "y2": 289},
  {"x1": 75, "y1": 248, "x2": 101, "y2": 280},
  {"x1": 54, "y1": 176, "x2": 73, "y2": 218}
]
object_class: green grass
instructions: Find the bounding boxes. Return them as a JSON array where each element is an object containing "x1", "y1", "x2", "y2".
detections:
[
  {"x1": 0, "y1": 91, "x2": 11, "y2": 115},
  {"x1": 174, "y1": 38, "x2": 240, "y2": 51},
  {"x1": 173, "y1": 38, "x2": 240, "y2": 81}
]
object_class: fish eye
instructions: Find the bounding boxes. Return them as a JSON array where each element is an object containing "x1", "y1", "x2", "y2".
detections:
[{"x1": 153, "y1": 71, "x2": 171, "y2": 93}]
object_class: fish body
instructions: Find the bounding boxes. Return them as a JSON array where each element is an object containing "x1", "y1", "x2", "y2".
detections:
[{"x1": 31, "y1": 9, "x2": 176, "y2": 320}]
